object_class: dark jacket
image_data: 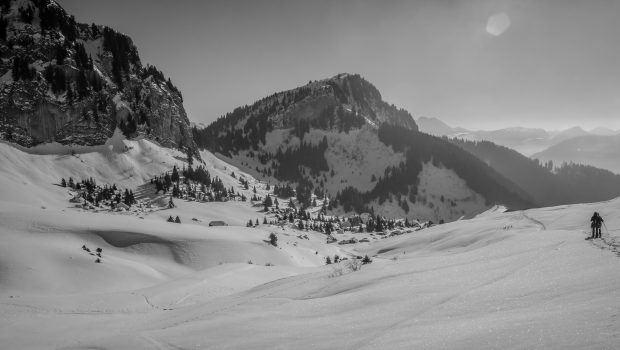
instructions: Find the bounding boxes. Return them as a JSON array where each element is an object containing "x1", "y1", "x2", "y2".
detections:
[{"x1": 591, "y1": 214, "x2": 604, "y2": 228}]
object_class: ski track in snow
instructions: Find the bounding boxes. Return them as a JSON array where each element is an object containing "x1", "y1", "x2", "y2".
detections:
[
  {"x1": 521, "y1": 212, "x2": 547, "y2": 231},
  {"x1": 585, "y1": 230, "x2": 620, "y2": 257}
]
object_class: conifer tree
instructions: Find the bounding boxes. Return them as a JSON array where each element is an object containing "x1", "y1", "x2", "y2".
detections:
[
  {"x1": 55, "y1": 45, "x2": 67, "y2": 65},
  {"x1": 11, "y1": 57, "x2": 20, "y2": 81},
  {"x1": 76, "y1": 69, "x2": 89, "y2": 99},
  {"x1": 268, "y1": 233, "x2": 277, "y2": 247},
  {"x1": 263, "y1": 195, "x2": 273, "y2": 211},
  {"x1": 186, "y1": 147, "x2": 193, "y2": 167},
  {"x1": 0, "y1": 15, "x2": 7, "y2": 41},
  {"x1": 65, "y1": 83, "x2": 74, "y2": 103}
]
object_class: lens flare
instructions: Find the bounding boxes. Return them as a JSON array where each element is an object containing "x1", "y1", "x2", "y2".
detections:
[{"x1": 486, "y1": 12, "x2": 511, "y2": 36}]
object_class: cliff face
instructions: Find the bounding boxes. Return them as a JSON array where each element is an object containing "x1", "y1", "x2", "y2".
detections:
[{"x1": 0, "y1": 0, "x2": 194, "y2": 150}]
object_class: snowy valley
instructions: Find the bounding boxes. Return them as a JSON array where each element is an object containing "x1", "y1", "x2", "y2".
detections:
[
  {"x1": 1, "y1": 0, "x2": 620, "y2": 348},
  {"x1": 1, "y1": 133, "x2": 620, "y2": 349}
]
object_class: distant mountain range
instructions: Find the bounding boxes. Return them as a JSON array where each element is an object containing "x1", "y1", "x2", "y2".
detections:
[
  {"x1": 532, "y1": 134, "x2": 620, "y2": 175},
  {"x1": 449, "y1": 138, "x2": 620, "y2": 206},
  {"x1": 417, "y1": 116, "x2": 620, "y2": 156}
]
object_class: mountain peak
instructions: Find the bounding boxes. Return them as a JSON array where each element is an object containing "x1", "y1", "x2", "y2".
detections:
[{"x1": 308, "y1": 73, "x2": 417, "y2": 130}]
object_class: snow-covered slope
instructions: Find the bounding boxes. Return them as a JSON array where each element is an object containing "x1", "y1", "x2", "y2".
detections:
[
  {"x1": 195, "y1": 75, "x2": 533, "y2": 221},
  {"x1": 216, "y1": 126, "x2": 490, "y2": 222},
  {"x1": 1, "y1": 136, "x2": 619, "y2": 349}
]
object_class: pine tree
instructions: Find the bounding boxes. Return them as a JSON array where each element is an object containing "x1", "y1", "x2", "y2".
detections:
[
  {"x1": 0, "y1": 15, "x2": 7, "y2": 42},
  {"x1": 186, "y1": 147, "x2": 193, "y2": 167},
  {"x1": 268, "y1": 233, "x2": 278, "y2": 247},
  {"x1": 263, "y1": 217, "x2": 267, "y2": 224},
  {"x1": 11, "y1": 57, "x2": 20, "y2": 81},
  {"x1": 325, "y1": 256, "x2": 332, "y2": 265},
  {"x1": 175, "y1": 216, "x2": 181, "y2": 224},
  {"x1": 76, "y1": 69, "x2": 89, "y2": 99},
  {"x1": 65, "y1": 83, "x2": 74, "y2": 103},
  {"x1": 171, "y1": 165, "x2": 179, "y2": 183},
  {"x1": 375, "y1": 215, "x2": 384, "y2": 232},
  {"x1": 68, "y1": 177, "x2": 74, "y2": 188},
  {"x1": 255, "y1": 218, "x2": 259, "y2": 226},
  {"x1": 263, "y1": 195, "x2": 273, "y2": 211},
  {"x1": 61, "y1": 178, "x2": 66, "y2": 187},
  {"x1": 91, "y1": 23, "x2": 99, "y2": 37},
  {"x1": 55, "y1": 45, "x2": 66, "y2": 65}
]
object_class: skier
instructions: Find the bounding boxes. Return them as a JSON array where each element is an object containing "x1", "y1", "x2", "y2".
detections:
[{"x1": 590, "y1": 212, "x2": 604, "y2": 239}]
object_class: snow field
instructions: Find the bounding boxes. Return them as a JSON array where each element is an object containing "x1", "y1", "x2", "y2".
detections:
[{"x1": 0, "y1": 135, "x2": 619, "y2": 349}]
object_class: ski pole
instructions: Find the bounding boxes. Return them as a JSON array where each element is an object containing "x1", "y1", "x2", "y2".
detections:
[{"x1": 603, "y1": 222, "x2": 609, "y2": 236}]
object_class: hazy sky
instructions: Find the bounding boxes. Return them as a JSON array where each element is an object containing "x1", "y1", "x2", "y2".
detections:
[{"x1": 57, "y1": 0, "x2": 620, "y2": 131}]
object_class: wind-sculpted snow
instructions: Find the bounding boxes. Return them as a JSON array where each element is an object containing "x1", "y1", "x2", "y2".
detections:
[{"x1": 0, "y1": 138, "x2": 619, "y2": 349}]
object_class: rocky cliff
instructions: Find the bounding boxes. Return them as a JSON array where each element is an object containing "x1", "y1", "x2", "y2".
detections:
[{"x1": 0, "y1": 0, "x2": 194, "y2": 150}]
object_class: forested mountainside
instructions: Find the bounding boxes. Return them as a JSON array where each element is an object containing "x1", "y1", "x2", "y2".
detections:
[
  {"x1": 193, "y1": 74, "x2": 533, "y2": 221},
  {"x1": 450, "y1": 138, "x2": 620, "y2": 206},
  {"x1": 0, "y1": 0, "x2": 195, "y2": 151}
]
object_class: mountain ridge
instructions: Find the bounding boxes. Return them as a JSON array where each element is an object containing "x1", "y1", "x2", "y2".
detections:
[
  {"x1": 532, "y1": 134, "x2": 620, "y2": 175},
  {"x1": 194, "y1": 74, "x2": 534, "y2": 222},
  {"x1": 417, "y1": 116, "x2": 620, "y2": 157},
  {"x1": 0, "y1": 0, "x2": 195, "y2": 152}
]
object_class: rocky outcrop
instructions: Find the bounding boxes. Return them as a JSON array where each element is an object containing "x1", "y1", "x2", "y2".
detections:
[{"x1": 0, "y1": 0, "x2": 195, "y2": 151}]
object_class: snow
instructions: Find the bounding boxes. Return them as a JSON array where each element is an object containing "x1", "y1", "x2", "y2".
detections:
[
  {"x1": 0, "y1": 70, "x2": 13, "y2": 84},
  {"x1": 0, "y1": 136, "x2": 619, "y2": 349},
  {"x1": 361, "y1": 162, "x2": 487, "y2": 221},
  {"x1": 113, "y1": 93, "x2": 134, "y2": 116}
]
